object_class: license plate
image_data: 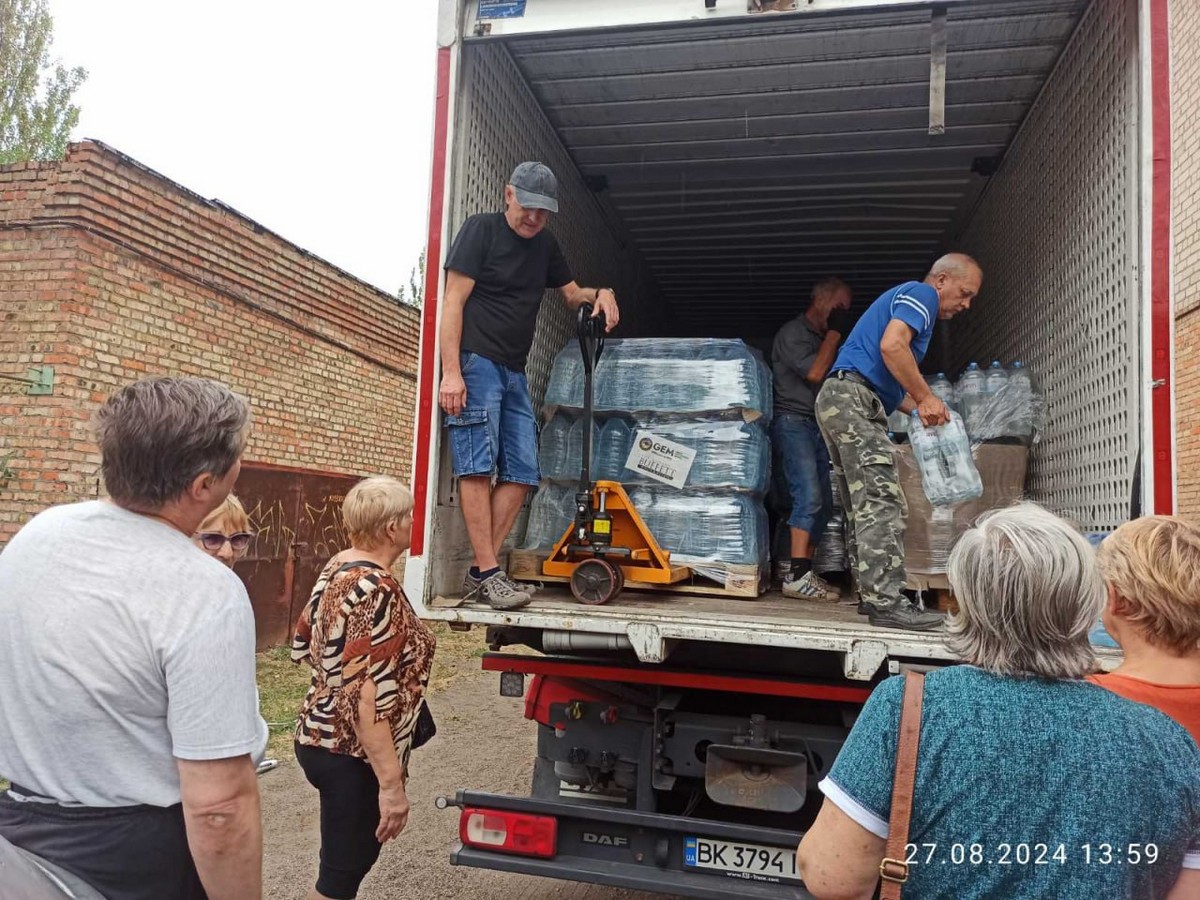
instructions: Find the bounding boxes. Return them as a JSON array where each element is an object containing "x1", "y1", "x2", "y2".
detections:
[{"x1": 683, "y1": 836, "x2": 801, "y2": 885}]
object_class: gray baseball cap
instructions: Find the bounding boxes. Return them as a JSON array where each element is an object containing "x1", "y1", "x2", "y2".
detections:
[{"x1": 509, "y1": 161, "x2": 559, "y2": 213}]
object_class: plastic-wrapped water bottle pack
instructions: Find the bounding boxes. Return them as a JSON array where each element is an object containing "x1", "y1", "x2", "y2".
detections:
[
  {"x1": 949, "y1": 360, "x2": 1044, "y2": 442},
  {"x1": 526, "y1": 337, "x2": 773, "y2": 575},
  {"x1": 908, "y1": 411, "x2": 983, "y2": 506},
  {"x1": 524, "y1": 482, "x2": 769, "y2": 570},
  {"x1": 538, "y1": 413, "x2": 770, "y2": 494},
  {"x1": 543, "y1": 338, "x2": 773, "y2": 422},
  {"x1": 811, "y1": 470, "x2": 848, "y2": 574}
]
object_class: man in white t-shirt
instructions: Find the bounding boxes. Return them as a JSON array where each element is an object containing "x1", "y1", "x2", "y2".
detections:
[{"x1": 0, "y1": 377, "x2": 269, "y2": 900}]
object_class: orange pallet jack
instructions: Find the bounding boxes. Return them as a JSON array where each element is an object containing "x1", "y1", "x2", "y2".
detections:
[{"x1": 543, "y1": 304, "x2": 690, "y2": 605}]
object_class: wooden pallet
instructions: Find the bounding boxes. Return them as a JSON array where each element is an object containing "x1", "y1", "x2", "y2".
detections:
[
  {"x1": 907, "y1": 571, "x2": 958, "y2": 613},
  {"x1": 507, "y1": 549, "x2": 765, "y2": 599}
]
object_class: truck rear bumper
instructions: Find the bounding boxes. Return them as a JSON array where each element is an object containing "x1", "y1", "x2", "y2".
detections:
[{"x1": 445, "y1": 789, "x2": 812, "y2": 900}]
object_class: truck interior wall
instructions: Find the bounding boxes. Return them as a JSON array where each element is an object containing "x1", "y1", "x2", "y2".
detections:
[
  {"x1": 949, "y1": 0, "x2": 1140, "y2": 531},
  {"x1": 430, "y1": 42, "x2": 667, "y2": 597},
  {"x1": 431, "y1": 0, "x2": 1142, "y2": 598}
]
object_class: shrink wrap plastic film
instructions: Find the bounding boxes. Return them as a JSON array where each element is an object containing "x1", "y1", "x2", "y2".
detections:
[
  {"x1": 527, "y1": 338, "x2": 771, "y2": 575},
  {"x1": 539, "y1": 413, "x2": 770, "y2": 494},
  {"x1": 523, "y1": 482, "x2": 769, "y2": 572},
  {"x1": 543, "y1": 338, "x2": 773, "y2": 422}
]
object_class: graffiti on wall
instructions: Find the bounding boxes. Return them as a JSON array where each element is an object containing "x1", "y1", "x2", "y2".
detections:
[{"x1": 244, "y1": 494, "x2": 350, "y2": 560}]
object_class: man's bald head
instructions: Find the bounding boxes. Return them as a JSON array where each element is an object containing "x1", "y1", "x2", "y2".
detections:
[
  {"x1": 927, "y1": 252, "x2": 982, "y2": 281},
  {"x1": 925, "y1": 252, "x2": 982, "y2": 319}
]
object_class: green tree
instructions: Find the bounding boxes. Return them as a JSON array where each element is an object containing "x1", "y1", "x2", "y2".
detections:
[
  {"x1": 0, "y1": 0, "x2": 87, "y2": 165},
  {"x1": 397, "y1": 249, "x2": 426, "y2": 308}
]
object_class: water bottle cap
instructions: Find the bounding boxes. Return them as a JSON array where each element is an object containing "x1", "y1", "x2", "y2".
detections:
[
  {"x1": 936, "y1": 372, "x2": 946, "y2": 378},
  {"x1": 1012, "y1": 361, "x2": 1024, "y2": 368},
  {"x1": 967, "y1": 362, "x2": 979, "y2": 370},
  {"x1": 990, "y1": 360, "x2": 1002, "y2": 368}
]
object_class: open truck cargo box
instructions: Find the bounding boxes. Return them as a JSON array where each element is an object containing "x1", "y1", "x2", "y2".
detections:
[
  {"x1": 410, "y1": 2, "x2": 1173, "y2": 895},
  {"x1": 406, "y1": 0, "x2": 1170, "y2": 681}
]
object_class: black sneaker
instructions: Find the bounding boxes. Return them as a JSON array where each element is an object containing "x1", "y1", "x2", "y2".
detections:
[{"x1": 864, "y1": 602, "x2": 945, "y2": 632}]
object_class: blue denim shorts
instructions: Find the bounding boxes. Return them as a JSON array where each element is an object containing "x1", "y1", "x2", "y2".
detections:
[
  {"x1": 771, "y1": 413, "x2": 834, "y2": 537},
  {"x1": 445, "y1": 352, "x2": 540, "y2": 485}
]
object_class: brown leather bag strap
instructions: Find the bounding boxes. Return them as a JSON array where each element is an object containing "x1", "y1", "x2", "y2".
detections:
[{"x1": 879, "y1": 670, "x2": 926, "y2": 900}]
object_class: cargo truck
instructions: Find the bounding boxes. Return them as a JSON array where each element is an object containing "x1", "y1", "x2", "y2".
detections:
[{"x1": 405, "y1": 0, "x2": 1176, "y2": 895}]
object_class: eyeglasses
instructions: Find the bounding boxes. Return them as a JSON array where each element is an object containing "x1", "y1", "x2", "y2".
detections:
[{"x1": 196, "y1": 532, "x2": 255, "y2": 553}]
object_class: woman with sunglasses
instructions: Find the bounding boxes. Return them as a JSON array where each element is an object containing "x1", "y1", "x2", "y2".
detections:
[{"x1": 193, "y1": 494, "x2": 254, "y2": 567}]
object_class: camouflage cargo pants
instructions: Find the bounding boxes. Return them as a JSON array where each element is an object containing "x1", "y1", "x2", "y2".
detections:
[{"x1": 814, "y1": 377, "x2": 907, "y2": 608}]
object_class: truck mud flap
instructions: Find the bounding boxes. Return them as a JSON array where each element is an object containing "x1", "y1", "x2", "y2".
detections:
[{"x1": 444, "y1": 789, "x2": 811, "y2": 899}]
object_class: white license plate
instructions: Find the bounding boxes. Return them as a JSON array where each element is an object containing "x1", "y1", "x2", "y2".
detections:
[{"x1": 683, "y1": 836, "x2": 800, "y2": 885}]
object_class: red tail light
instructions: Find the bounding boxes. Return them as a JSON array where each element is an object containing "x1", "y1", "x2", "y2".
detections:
[{"x1": 459, "y1": 807, "x2": 558, "y2": 858}]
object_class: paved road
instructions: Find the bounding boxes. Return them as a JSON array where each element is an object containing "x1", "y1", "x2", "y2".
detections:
[{"x1": 261, "y1": 662, "x2": 687, "y2": 900}]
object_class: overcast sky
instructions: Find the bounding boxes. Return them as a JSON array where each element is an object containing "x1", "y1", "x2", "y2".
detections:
[{"x1": 49, "y1": 1, "x2": 440, "y2": 297}]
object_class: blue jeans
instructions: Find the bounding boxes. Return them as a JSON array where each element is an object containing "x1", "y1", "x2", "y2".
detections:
[
  {"x1": 771, "y1": 413, "x2": 833, "y2": 538},
  {"x1": 445, "y1": 352, "x2": 540, "y2": 486}
]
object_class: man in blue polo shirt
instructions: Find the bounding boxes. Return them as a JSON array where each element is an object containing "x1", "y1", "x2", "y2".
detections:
[{"x1": 815, "y1": 253, "x2": 982, "y2": 631}]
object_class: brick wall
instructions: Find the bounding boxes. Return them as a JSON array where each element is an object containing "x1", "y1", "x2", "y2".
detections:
[
  {"x1": 0, "y1": 142, "x2": 419, "y2": 544},
  {"x1": 1173, "y1": 0, "x2": 1200, "y2": 518},
  {"x1": 1178, "y1": 308, "x2": 1200, "y2": 518}
]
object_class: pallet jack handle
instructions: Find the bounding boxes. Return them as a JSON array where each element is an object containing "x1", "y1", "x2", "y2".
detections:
[{"x1": 576, "y1": 302, "x2": 607, "y2": 495}]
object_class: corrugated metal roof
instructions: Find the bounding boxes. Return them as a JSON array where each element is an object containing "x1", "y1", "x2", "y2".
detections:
[{"x1": 502, "y1": 0, "x2": 1089, "y2": 337}]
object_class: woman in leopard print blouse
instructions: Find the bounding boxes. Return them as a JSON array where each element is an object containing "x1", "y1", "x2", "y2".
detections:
[{"x1": 291, "y1": 476, "x2": 436, "y2": 900}]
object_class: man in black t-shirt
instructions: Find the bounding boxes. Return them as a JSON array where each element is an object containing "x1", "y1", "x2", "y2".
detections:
[{"x1": 440, "y1": 162, "x2": 620, "y2": 610}]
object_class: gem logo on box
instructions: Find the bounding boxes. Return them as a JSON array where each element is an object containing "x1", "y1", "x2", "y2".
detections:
[{"x1": 626, "y1": 431, "x2": 696, "y2": 489}]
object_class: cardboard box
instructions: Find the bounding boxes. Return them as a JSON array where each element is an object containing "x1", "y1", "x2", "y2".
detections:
[{"x1": 897, "y1": 443, "x2": 1030, "y2": 575}]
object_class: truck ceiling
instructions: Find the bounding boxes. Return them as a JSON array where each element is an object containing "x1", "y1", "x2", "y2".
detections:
[{"x1": 481, "y1": 0, "x2": 1089, "y2": 337}]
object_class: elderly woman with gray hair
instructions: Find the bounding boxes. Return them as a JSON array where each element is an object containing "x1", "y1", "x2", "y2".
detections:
[
  {"x1": 798, "y1": 503, "x2": 1200, "y2": 900},
  {"x1": 0, "y1": 377, "x2": 269, "y2": 900}
]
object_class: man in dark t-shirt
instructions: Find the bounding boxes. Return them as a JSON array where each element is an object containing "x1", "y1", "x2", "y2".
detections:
[
  {"x1": 439, "y1": 162, "x2": 620, "y2": 610},
  {"x1": 770, "y1": 278, "x2": 852, "y2": 603}
]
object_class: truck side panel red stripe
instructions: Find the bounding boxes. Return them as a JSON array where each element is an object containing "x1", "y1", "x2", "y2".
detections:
[
  {"x1": 481, "y1": 654, "x2": 873, "y2": 704},
  {"x1": 1150, "y1": 0, "x2": 1174, "y2": 514},
  {"x1": 412, "y1": 46, "x2": 453, "y2": 557}
]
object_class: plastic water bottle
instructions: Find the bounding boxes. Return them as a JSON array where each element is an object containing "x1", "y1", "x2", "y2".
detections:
[
  {"x1": 955, "y1": 362, "x2": 985, "y2": 435},
  {"x1": 887, "y1": 409, "x2": 909, "y2": 436},
  {"x1": 594, "y1": 418, "x2": 632, "y2": 481},
  {"x1": 1008, "y1": 361, "x2": 1035, "y2": 395},
  {"x1": 523, "y1": 483, "x2": 573, "y2": 549},
  {"x1": 538, "y1": 414, "x2": 572, "y2": 481},
  {"x1": 984, "y1": 361, "x2": 1008, "y2": 395},
  {"x1": 929, "y1": 372, "x2": 956, "y2": 411},
  {"x1": 971, "y1": 361, "x2": 1009, "y2": 439},
  {"x1": 909, "y1": 410, "x2": 983, "y2": 505},
  {"x1": 1005, "y1": 361, "x2": 1036, "y2": 439},
  {"x1": 566, "y1": 417, "x2": 599, "y2": 480}
]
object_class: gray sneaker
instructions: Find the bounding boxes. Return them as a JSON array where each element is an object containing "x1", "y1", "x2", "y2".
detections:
[
  {"x1": 475, "y1": 573, "x2": 532, "y2": 609},
  {"x1": 462, "y1": 571, "x2": 483, "y2": 601},
  {"x1": 501, "y1": 571, "x2": 538, "y2": 596},
  {"x1": 782, "y1": 571, "x2": 840, "y2": 602},
  {"x1": 464, "y1": 570, "x2": 537, "y2": 599}
]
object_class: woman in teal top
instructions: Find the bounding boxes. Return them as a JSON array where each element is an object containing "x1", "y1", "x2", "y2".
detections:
[{"x1": 799, "y1": 503, "x2": 1200, "y2": 900}]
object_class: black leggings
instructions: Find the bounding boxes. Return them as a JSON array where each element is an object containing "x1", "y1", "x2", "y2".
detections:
[
  {"x1": 0, "y1": 788, "x2": 205, "y2": 900},
  {"x1": 295, "y1": 742, "x2": 384, "y2": 900}
]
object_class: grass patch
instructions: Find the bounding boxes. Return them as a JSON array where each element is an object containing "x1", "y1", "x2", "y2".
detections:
[
  {"x1": 257, "y1": 645, "x2": 309, "y2": 758},
  {"x1": 256, "y1": 623, "x2": 489, "y2": 757}
]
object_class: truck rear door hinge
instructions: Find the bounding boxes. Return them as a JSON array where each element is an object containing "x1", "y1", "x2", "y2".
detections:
[{"x1": 844, "y1": 640, "x2": 889, "y2": 681}]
